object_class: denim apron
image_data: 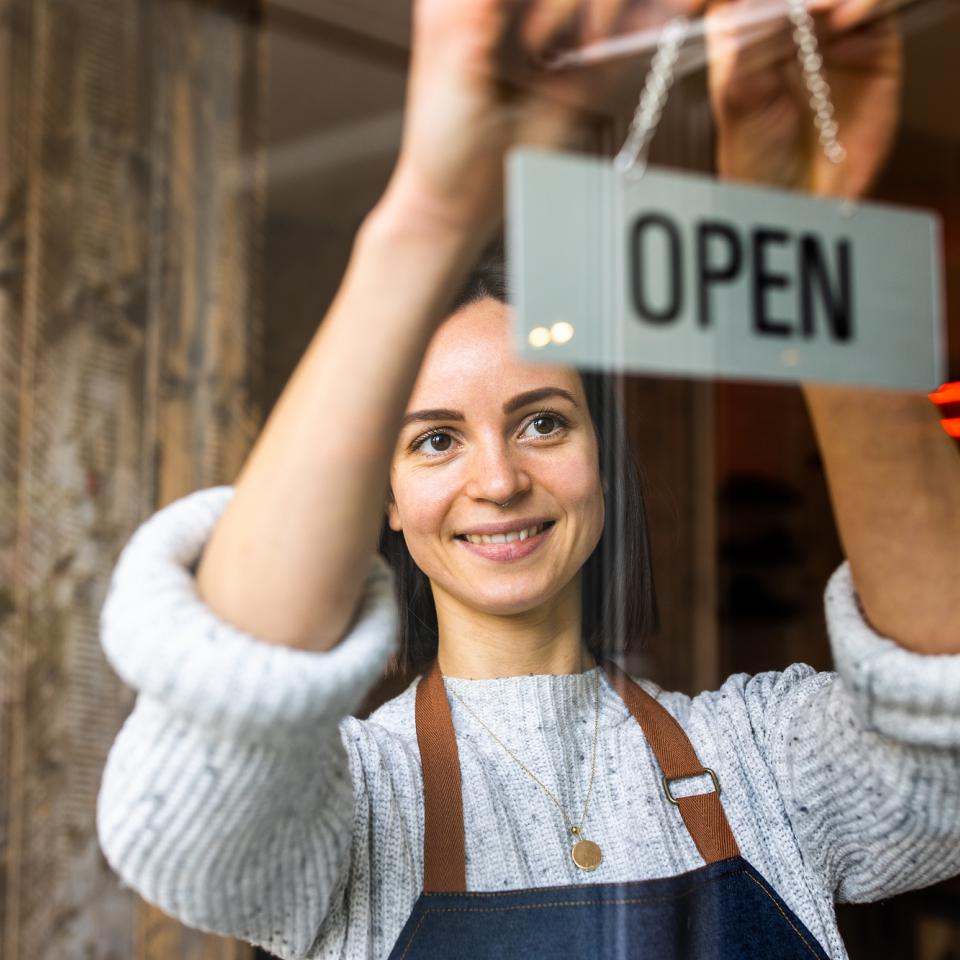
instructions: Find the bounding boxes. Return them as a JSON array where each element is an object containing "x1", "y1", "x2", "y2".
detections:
[{"x1": 386, "y1": 658, "x2": 832, "y2": 960}]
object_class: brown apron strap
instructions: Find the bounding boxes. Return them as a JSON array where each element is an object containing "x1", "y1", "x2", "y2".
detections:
[
  {"x1": 416, "y1": 658, "x2": 467, "y2": 892},
  {"x1": 602, "y1": 659, "x2": 740, "y2": 864},
  {"x1": 415, "y1": 657, "x2": 739, "y2": 893}
]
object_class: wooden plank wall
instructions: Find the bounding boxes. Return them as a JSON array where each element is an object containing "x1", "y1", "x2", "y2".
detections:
[{"x1": 0, "y1": 0, "x2": 265, "y2": 956}]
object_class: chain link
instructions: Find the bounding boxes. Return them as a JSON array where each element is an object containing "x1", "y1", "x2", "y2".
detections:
[
  {"x1": 614, "y1": 16, "x2": 690, "y2": 176},
  {"x1": 446, "y1": 666, "x2": 602, "y2": 840},
  {"x1": 615, "y1": 1, "x2": 846, "y2": 176},
  {"x1": 786, "y1": 0, "x2": 847, "y2": 165}
]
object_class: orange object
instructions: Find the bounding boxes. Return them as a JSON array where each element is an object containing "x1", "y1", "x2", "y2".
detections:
[{"x1": 929, "y1": 381, "x2": 960, "y2": 438}]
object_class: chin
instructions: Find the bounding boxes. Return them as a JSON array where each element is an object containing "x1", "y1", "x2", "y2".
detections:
[
  {"x1": 472, "y1": 593, "x2": 551, "y2": 617},
  {"x1": 451, "y1": 574, "x2": 571, "y2": 618}
]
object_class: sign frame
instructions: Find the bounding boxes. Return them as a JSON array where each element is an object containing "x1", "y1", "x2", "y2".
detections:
[{"x1": 506, "y1": 148, "x2": 946, "y2": 390}]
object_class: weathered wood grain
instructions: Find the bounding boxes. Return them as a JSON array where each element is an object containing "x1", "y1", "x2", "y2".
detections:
[{"x1": 0, "y1": 0, "x2": 264, "y2": 956}]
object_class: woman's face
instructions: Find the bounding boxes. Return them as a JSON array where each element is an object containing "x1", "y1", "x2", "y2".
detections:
[{"x1": 387, "y1": 297, "x2": 605, "y2": 621}]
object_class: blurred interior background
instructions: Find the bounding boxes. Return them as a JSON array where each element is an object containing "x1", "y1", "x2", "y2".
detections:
[{"x1": 0, "y1": 0, "x2": 957, "y2": 956}]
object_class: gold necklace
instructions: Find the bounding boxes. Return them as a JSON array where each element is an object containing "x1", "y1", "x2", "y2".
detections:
[{"x1": 446, "y1": 666, "x2": 604, "y2": 872}]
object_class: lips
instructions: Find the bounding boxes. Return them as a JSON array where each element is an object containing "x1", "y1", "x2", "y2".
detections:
[
  {"x1": 455, "y1": 516, "x2": 554, "y2": 538},
  {"x1": 458, "y1": 521, "x2": 550, "y2": 545},
  {"x1": 455, "y1": 521, "x2": 555, "y2": 562}
]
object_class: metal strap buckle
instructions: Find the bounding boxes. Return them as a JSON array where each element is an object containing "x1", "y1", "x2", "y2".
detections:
[{"x1": 662, "y1": 767, "x2": 721, "y2": 806}]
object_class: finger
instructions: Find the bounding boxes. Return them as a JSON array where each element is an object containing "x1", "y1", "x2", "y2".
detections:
[
  {"x1": 614, "y1": 0, "x2": 706, "y2": 35},
  {"x1": 582, "y1": 0, "x2": 626, "y2": 45},
  {"x1": 522, "y1": 0, "x2": 663, "y2": 53},
  {"x1": 705, "y1": 0, "x2": 797, "y2": 116},
  {"x1": 522, "y1": 0, "x2": 583, "y2": 49},
  {"x1": 808, "y1": 0, "x2": 898, "y2": 34},
  {"x1": 411, "y1": 0, "x2": 519, "y2": 68}
]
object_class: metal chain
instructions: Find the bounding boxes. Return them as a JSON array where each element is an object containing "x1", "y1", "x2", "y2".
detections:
[
  {"x1": 446, "y1": 666, "x2": 602, "y2": 840},
  {"x1": 614, "y1": 16, "x2": 689, "y2": 176},
  {"x1": 786, "y1": 0, "x2": 847, "y2": 165},
  {"x1": 615, "y1": 1, "x2": 846, "y2": 176}
]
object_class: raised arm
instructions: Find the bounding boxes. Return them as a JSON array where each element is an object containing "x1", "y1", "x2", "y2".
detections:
[
  {"x1": 193, "y1": 198, "x2": 478, "y2": 651},
  {"x1": 100, "y1": 3, "x2": 665, "y2": 955},
  {"x1": 700, "y1": 0, "x2": 960, "y2": 909},
  {"x1": 707, "y1": 0, "x2": 960, "y2": 651},
  {"x1": 802, "y1": 388, "x2": 960, "y2": 653},
  {"x1": 193, "y1": 0, "x2": 634, "y2": 652}
]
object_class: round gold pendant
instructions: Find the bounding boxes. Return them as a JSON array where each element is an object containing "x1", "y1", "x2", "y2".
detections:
[{"x1": 571, "y1": 838, "x2": 603, "y2": 871}]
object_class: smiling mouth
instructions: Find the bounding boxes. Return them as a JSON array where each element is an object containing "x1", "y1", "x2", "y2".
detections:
[{"x1": 455, "y1": 521, "x2": 555, "y2": 545}]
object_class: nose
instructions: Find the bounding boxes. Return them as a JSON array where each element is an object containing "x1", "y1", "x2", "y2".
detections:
[{"x1": 464, "y1": 435, "x2": 532, "y2": 507}]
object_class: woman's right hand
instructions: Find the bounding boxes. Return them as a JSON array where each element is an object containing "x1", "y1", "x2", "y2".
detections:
[{"x1": 385, "y1": 0, "x2": 698, "y2": 236}]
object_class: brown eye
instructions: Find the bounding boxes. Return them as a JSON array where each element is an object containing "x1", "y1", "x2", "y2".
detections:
[
  {"x1": 412, "y1": 430, "x2": 456, "y2": 456},
  {"x1": 520, "y1": 412, "x2": 569, "y2": 441}
]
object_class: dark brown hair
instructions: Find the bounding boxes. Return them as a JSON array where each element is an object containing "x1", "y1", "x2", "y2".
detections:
[{"x1": 379, "y1": 257, "x2": 659, "y2": 674}]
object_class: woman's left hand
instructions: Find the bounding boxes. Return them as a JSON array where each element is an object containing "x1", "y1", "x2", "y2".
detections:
[
  {"x1": 699, "y1": 1, "x2": 959, "y2": 655},
  {"x1": 704, "y1": 0, "x2": 902, "y2": 197}
]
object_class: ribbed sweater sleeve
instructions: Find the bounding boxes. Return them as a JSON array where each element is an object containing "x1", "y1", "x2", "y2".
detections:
[
  {"x1": 737, "y1": 563, "x2": 960, "y2": 904},
  {"x1": 96, "y1": 486, "x2": 399, "y2": 959}
]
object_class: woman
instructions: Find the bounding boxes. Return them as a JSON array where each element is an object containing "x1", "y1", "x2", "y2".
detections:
[{"x1": 97, "y1": 1, "x2": 960, "y2": 958}]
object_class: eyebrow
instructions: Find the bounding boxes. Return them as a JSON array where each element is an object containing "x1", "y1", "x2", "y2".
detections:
[{"x1": 399, "y1": 387, "x2": 579, "y2": 432}]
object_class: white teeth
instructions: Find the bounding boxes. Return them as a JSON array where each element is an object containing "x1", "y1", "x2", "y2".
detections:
[{"x1": 464, "y1": 523, "x2": 544, "y2": 545}]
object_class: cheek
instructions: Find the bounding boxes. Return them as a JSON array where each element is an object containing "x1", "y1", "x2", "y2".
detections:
[
  {"x1": 550, "y1": 446, "x2": 603, "y2": 512},
  {"x1": 565, "y1": 445, "x2": 606, "y2": 544},
  {"x1": 391, "y1": 466, "x2": 458, "y2": 537},
  {"x1": 562, "y1": 458, "x2": 600, "y2": 498}
]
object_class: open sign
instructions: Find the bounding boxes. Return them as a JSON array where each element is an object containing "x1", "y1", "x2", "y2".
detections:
[
  {"x1": 631, "y1": 215, "x2": 853, "y2": 343},
  {"x1": 507, "y1": 149, "x2": 944, "y2": 389}
]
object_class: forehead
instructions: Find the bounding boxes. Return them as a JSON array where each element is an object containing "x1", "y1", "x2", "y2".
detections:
[{"x1": 409, "y1": 298, "x2": 583, "y2": 409}]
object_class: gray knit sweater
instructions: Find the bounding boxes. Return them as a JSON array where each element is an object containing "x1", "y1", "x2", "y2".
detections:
[{"x1": 96, "y1": 485, "x2": 960, "y2": 960}]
